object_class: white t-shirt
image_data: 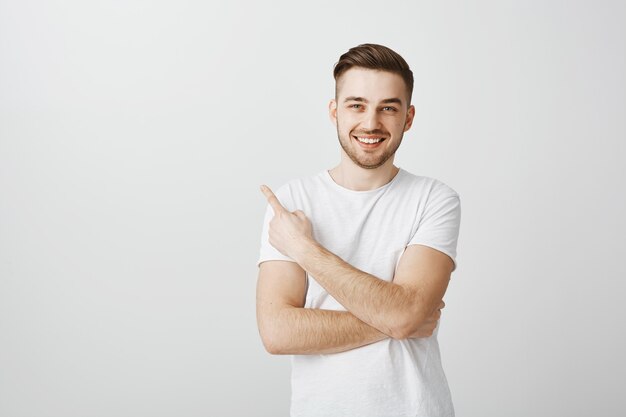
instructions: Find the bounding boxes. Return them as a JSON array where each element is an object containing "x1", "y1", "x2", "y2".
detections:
[{"x1": 257, "y1": 168, "x2": 461, "y2": 417}]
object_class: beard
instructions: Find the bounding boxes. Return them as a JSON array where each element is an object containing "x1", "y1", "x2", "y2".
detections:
[{"x1": 336, "y1": 125, "x2": 404, "y2": 170}]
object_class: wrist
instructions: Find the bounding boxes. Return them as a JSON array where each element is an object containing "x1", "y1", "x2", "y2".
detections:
[{"x1": 293, "y1": 236, "x2": 321, "y2": 266}]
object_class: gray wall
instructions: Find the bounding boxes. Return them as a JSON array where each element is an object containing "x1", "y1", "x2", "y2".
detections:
[{"x1": 1, "y1": 1, "x2": 624, "y2": 416}]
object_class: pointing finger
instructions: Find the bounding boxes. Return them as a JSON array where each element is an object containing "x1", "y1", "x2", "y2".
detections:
[{"x1": 260, "y1": 185, "x2": 286, "y2": 214}]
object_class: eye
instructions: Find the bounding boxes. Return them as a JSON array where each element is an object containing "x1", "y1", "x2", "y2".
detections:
[
  {"x1": 349, "y1": 104, "x2": 362, "y2": 109},
  {"x1": 382, "y1": 106, "x2": 397, "y2": 112}
]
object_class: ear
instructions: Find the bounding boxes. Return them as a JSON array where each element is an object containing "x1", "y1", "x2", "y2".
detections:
[
  {"x1": 328, "y1": 99, "x2": 337, "y2": 124},
  {"x1": 403, "y1": 105, "x2": 415, "y2": 132}
]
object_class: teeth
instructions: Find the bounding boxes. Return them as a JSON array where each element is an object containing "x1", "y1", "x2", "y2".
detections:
[{"x1": 356, "y1": 137, "x2": 383, "y2": 144}]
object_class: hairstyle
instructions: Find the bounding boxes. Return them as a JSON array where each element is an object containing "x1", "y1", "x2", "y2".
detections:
[{"x1": 333, "y1": 43, "x2": 414, "y2": 104}]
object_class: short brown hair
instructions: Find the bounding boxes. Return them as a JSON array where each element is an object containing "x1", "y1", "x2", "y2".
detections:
[{"x1": 333, "y1": 43, "x2": 414, "y2": 103}]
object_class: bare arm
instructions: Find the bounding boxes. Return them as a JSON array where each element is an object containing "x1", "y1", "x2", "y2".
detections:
[
  {"x1": 260, "y1": 185, "x2": 453, "y2": 340},
  {"x1": 297, "y1": 243, "x2": 452, "y2": 340},
  {"x1": 256, "y1": 260, "x2": 388, "y2": 355}
]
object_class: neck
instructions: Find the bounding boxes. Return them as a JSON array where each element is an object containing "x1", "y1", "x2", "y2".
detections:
[{"x1": 328, "y1": 158, "x2": 399, "y2": 191}]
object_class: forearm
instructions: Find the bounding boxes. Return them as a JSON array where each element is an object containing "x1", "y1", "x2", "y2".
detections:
[
  {"x1": 260, "y1": 190, "x2": 452, "y2": 342},
  {"x1": 260, "y1": 306, "x2": 388, "y2": 355},
  {"x1": 297, "y1": 241, "x2": 419, "y2": 338}
]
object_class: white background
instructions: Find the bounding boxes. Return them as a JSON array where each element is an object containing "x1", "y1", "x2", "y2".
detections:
[{"x1": 1, "y1": 1, "x2": 625, "y2": 416}]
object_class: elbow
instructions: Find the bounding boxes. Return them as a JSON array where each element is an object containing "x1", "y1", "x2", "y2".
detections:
[
  {"x1": 258, "y1": 322, "x2": 289, "y2": 355},
  {"x1": 388, "y1": 328, "x2": 409, "y2": 341},
  {"x1": 257, "y1": 304, "x2": 298, "y2": 355},
  {"x1": 388, "y1": 323, "x2": 414, "y2": 340},
  {"x1": 260, "y1": 333, "x2": 286, "y2": 355},
  {"x1": 262, "y1": 342, "x2": 282, "y2": 355},
  {"x1": 388, "y1": 309, "x2": 429, "y2": 340}
]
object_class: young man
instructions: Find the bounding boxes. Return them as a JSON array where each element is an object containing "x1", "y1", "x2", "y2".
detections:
[{"x1": 256, "y1": 44, "x2": 461, "y2": 417}]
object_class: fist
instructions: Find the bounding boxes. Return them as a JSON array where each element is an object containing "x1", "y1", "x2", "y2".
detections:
[
  {"x1": 261, "y1": 185, "x2": 315, "y2": 261},
  {"x1": 408, "y1": 300, "x2": 445, "y2": 338}
]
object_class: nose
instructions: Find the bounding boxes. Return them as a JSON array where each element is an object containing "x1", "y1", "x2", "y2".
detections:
[{"x1": 361, "y1": 108, "x2": 382, "y2": 131}]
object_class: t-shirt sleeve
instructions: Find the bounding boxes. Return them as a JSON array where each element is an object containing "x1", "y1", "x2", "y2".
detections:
[
  {"x1": 256, "y1": 188, "x2": 296, "y2": 267},
  {"x1": 408, "y1": 187, "x2": 461, "y2": 271}
]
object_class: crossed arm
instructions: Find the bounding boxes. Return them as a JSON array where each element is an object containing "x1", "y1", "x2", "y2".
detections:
[
  {"x1": 256, "y1": 185, "x2": 454, "y2": 355},
  {"x1": 257, "y1": 261, "x2": 389, "y2": 355}
]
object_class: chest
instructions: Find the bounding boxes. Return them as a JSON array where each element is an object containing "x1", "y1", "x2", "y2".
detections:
[{"x1": 305, "y1": 194, "x2": 419, "y2": 281}]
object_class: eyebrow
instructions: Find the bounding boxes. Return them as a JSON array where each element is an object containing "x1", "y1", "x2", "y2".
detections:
[{"x1": 343, "y1": 96, "x2": 404, "y2": 105}]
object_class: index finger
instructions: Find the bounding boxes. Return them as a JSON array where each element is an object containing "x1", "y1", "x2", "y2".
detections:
[{"x1": 260, "y1": 184, "x2": 287, "y2": 214}]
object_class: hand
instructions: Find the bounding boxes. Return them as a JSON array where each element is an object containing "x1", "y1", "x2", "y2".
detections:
[
  {"x1": 407, "y1": 300, "x2": 445, "y2": 338},
  {"x1": 260, "y1": 184, "x2": 315, "y2": 262}
]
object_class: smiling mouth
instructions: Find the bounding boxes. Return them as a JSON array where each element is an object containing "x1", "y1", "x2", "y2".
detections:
[{"x1": 353, "y1": 136, "x2": 386, "y2": 144}]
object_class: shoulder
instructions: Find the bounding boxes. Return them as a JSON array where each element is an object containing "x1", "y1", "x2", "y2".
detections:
[
  {"x1": 272, "y1": 171, "x2": 324, "y2": 195},
  {"x1": 269, "y1": 171, "x2": 326, "y2": 210},
  {"x1": 396, "y1": 169, "x2": 460, "y2": 201}
]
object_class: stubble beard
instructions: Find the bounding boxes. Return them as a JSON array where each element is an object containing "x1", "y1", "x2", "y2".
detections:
[{"x1": 335, "y1": 123, "x2": 404, "y2": 170}]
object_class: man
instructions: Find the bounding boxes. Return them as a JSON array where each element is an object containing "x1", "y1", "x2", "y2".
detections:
[{"x1": 256, "y1": 44, "x2": 461, "y2": 417}]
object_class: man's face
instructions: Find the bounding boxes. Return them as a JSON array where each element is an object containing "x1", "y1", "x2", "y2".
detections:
[{"x1": 329, "y1": 68, "x2": 415, "y2": 170}]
